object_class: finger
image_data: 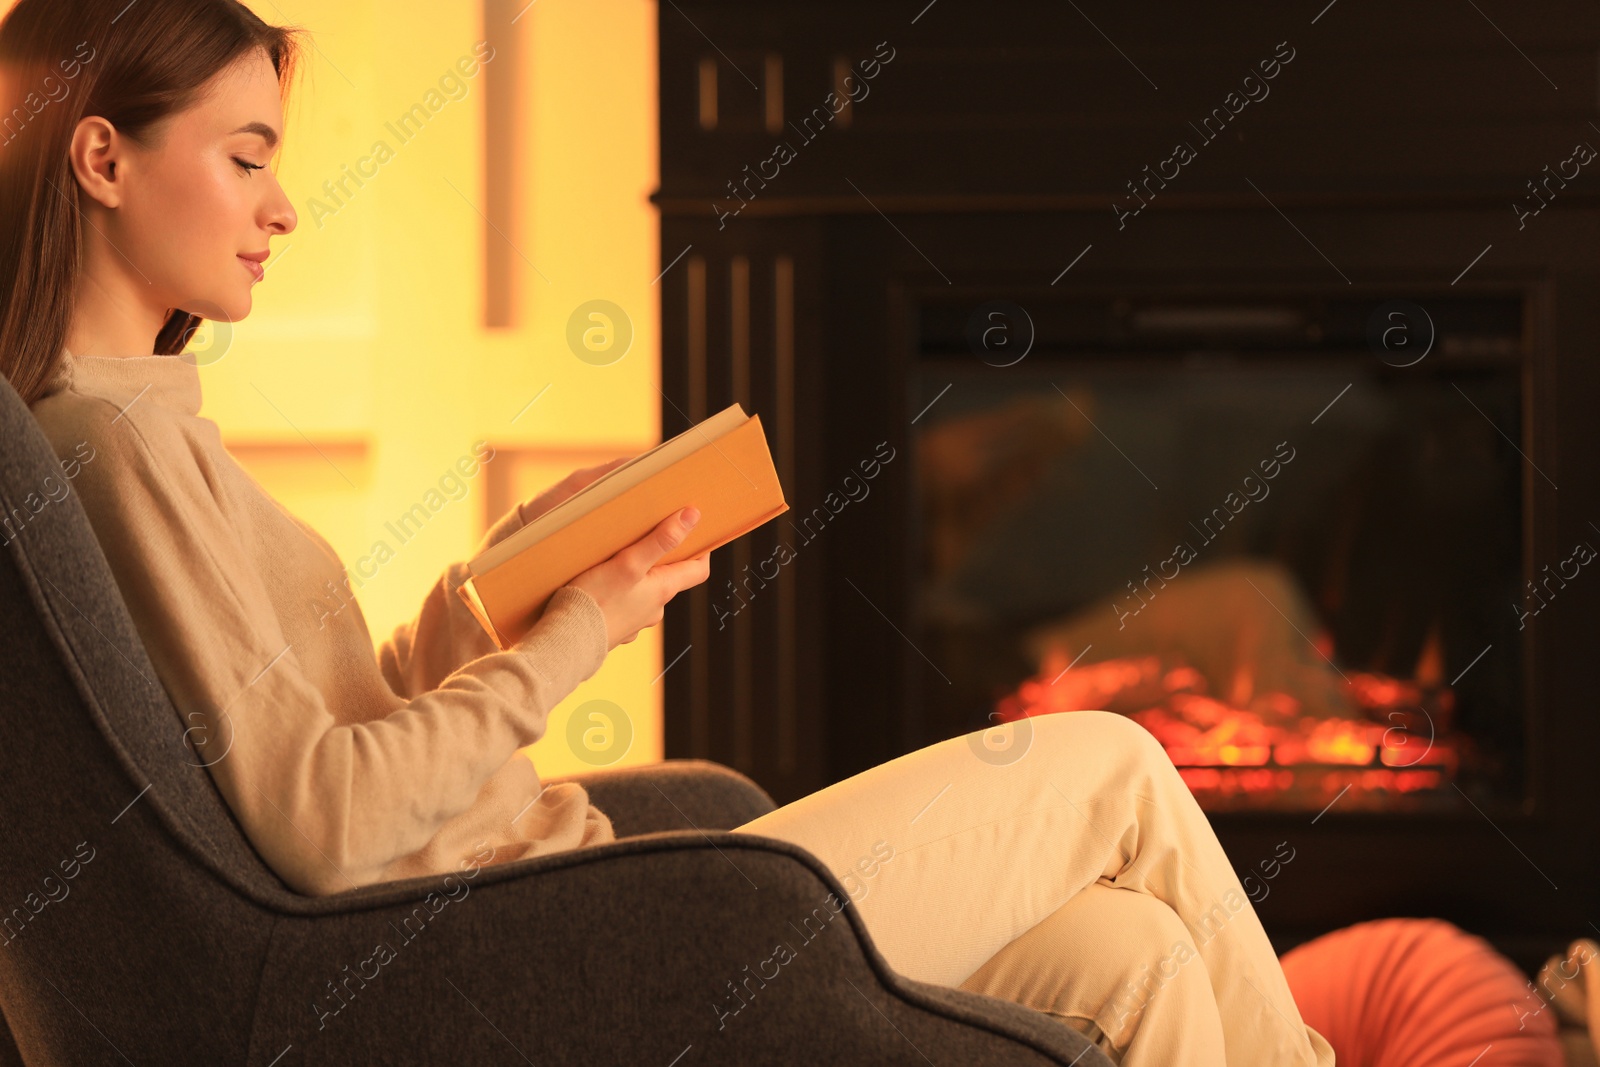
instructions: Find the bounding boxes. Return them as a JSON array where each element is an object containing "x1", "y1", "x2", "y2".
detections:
[
  {"x1": 652, "y1": 554, "x2": 712, "y2": 594},
  {"x1": 621, "y1": 507, "x2": 699, "y2": 573},
  {"x1": 568, "y1": 456, "x2": 624, "y2": 483},
  {"x1": 567, "y1": 456, "x2": 631, "y2": 494}
]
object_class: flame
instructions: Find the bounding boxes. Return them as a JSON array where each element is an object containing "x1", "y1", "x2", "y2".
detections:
[{"x1": 997, "y1": 653, "x2": 1462, "y2": 809}]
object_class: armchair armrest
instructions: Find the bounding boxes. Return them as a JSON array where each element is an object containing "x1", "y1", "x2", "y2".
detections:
[
  {"x1": 546, "y1": 757, "x2": 778, "y2": 836},
  {"x1": 245, "y1": 831, "x2": 1107, "y2": 1066}
]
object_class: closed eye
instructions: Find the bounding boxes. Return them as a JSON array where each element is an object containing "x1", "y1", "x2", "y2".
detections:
[{"x1": 233, "y1": 157, "x2": 265, "y2": 173}]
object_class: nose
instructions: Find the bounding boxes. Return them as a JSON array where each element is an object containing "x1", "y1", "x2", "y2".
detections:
[{"x1": 261, "y1": 173, "x2": 297, "y2": 237}]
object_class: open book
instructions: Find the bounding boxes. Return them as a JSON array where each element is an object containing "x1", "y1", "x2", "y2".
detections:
[{"x1": 456, "y1": 402, "x2": 789, "y2": 649}]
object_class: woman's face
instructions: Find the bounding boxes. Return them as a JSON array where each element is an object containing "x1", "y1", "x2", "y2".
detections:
[{"x1": 73, "y1": 47, "x2": 297, "y2": 329}]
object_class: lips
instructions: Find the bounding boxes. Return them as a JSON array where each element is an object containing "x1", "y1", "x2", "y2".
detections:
[{"x1": 238, "y1": 255, "x2": 265, "y2": 283}]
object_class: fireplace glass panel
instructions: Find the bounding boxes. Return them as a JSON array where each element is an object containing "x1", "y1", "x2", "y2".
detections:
[{"x1": 911, "y1": 295, "x2": 1525, "y2": 813}]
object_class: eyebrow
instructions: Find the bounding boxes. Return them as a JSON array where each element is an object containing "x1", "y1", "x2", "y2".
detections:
[{"x1": 231, "y1": 121, "x2": 280, "y2": 150}]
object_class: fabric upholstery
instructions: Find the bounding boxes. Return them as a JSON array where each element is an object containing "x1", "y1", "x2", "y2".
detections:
[{"x1": 545, "y1": 759, "x2": 781, "y2": 838}]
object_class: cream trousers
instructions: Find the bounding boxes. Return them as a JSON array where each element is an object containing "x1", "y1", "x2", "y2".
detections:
[{"x1": 733, "y1": 709, "x2": 1335, "y2": 1067}]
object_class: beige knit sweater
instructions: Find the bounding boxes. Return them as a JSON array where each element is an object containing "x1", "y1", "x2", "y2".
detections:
[{"x1": 29, "y1": 349, "x2": 618, "y2": 895}]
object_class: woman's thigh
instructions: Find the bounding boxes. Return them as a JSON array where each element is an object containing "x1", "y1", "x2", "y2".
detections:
[{"x1": 732, "y1": 709, "x2": 1183, "y2": 988}]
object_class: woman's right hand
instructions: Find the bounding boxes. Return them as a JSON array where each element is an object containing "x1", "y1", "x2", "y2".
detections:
[{"x1": 567, "y1": 506, "x2": 711, "y2": 650}]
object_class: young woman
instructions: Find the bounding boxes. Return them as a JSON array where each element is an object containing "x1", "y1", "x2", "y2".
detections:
[{"x1": 0, "y1": 2, "x2": 1332, "y2": 1062}]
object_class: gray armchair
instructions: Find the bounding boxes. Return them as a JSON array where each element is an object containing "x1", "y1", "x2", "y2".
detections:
[{"x1": 0, "y1": 375, "x2": 1110, "y2": 1065}]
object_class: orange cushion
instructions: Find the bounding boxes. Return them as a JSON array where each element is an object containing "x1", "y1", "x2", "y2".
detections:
[{"x1": 1280, "y1": 917, "x2": 1560, "y2": 1067}]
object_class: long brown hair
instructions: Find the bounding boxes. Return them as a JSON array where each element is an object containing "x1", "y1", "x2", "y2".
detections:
[{"x1": 0, "y1": 0, "x2": 304, "y2": 405}]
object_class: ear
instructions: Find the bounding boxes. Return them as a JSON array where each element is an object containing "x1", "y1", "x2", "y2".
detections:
[{"x1": 68, "y1": 115, "x2": 124, "y2": 209}]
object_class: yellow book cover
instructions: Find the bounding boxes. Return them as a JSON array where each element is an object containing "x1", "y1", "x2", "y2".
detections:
[{"x1": 456, "y1": 402, "x2": 789, "y2": 649}]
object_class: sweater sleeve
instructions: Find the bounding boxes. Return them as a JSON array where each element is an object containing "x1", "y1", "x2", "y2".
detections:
[
  {"x1": 63, "y1": 404, "x2": 610, "y2": 896},
  {"x1": 375, "y1": 500, "x2": 538, "y2": 700}
]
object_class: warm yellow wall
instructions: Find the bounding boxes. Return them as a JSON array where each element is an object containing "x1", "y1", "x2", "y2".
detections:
[
  {"x1": 0, "y1": 0, "x2": 661, "y2": 774},
  {"x1": 208, "y1": 1, "x2": 662, "y2": 776}
]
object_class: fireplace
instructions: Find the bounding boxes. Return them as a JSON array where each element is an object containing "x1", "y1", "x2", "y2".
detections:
[
  {"x1": 656, "y1": 0, "x2": 1600, "y2": 965},
  {"x1": 912, "y1": 291, "x2": 1524, "y2": 815}
]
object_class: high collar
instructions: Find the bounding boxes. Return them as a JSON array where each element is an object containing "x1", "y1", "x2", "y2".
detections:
[{"x1": 53, "y1": 347, "x2": 203, "y2": 417}]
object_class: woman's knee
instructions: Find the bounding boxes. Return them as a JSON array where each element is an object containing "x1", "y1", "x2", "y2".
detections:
[{"x1": 1038, "y1": 709, "x2": 1172, "y2": 779}]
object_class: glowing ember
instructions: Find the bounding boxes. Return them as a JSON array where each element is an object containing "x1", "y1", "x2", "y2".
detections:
[{"x1": 994, "y1": 648, "x2": 1463, "y2": 811}]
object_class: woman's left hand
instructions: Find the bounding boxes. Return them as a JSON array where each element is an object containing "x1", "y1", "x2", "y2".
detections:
[{"x1": 516, "y1": 456, "x2": 632, "y2": 526}]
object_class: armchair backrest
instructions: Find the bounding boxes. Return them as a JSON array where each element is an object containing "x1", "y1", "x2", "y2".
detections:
[{"x1": 0, "y1": 372, "x2": 289, "y2": 1063}]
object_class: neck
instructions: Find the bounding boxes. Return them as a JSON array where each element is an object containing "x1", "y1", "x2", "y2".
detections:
[{"x1": 66, "y1": 240, "x2": 169, "y2": 357}]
